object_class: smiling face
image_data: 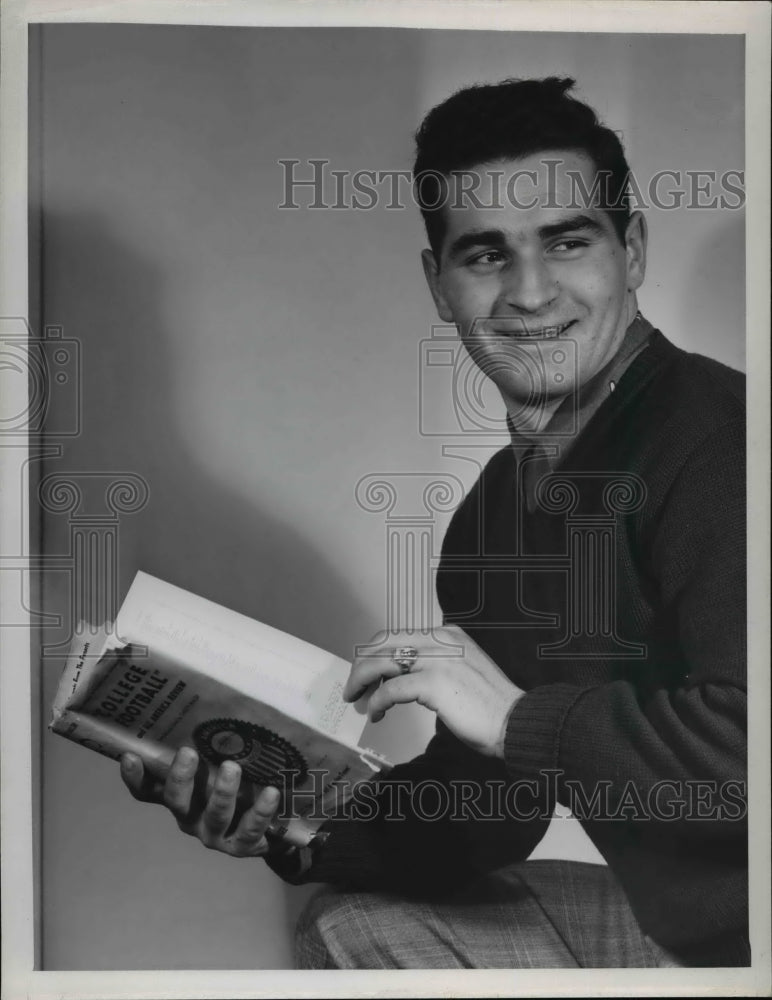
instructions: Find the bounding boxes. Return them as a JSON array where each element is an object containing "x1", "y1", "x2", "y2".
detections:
[{"x1": 422, "y1": 150, "x2": 647, "y2": 431}]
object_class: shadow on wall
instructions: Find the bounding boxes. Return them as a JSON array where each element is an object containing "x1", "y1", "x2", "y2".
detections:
[{"x1": 40, "y1": 210, "x2": 372, "y2": 969}]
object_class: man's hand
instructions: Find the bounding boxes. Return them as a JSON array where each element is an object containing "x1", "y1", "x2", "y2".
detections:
[
  {"x1": 120, "y1": 747, "x2": 281, "y2": 858},
  {"x1": 344, "y1": 626, "x2": 524, "y2": 758}
]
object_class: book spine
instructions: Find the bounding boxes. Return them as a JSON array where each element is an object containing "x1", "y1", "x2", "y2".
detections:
[{"x1": 50, "y1": 709, "x2": 174, "y2": 777}]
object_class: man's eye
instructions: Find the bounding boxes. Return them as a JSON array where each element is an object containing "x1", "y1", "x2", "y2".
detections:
[
  {"x1": 467, "y1": 251, "x2": 506, "y2": 269},
  {"x1": 550, "y1": 239, "x2": 588, "y2": 254}
]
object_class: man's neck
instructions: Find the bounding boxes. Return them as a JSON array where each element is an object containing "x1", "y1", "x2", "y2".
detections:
[{"x1": 503, "y1": 393, "x2": 565, "y2": 438}]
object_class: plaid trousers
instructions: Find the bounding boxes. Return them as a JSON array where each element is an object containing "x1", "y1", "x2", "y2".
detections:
[{"x1": 295, "y1": 860, "x2": 684, "y2": 969}]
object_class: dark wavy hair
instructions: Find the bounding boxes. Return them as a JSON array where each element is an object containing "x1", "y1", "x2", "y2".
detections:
[{"x1": 413, "y1": 76, "x2": 632, "y2": 255}]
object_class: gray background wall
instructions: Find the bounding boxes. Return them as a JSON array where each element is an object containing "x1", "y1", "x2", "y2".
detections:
[{"x1": 32, "y1": 25, "x2": 744, "y2": 970}]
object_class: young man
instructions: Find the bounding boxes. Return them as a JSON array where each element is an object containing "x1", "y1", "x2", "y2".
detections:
[{"x1": 121, "y1": 77, "x2": 747, "y2": 968}]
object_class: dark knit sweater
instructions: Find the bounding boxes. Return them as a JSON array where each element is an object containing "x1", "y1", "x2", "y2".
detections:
[{"x1": 274, "y1": 330, "x2": 748, "y2": 967}]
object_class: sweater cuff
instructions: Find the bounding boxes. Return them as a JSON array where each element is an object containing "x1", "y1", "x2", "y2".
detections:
[
  {"x1": 504, "y1": 683, "x2": 588, "y2": 780},
  {"x1": 264, "y1": 818, "x2": 380, "y2": 887}
]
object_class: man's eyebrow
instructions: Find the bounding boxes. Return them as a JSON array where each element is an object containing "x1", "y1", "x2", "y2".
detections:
[
  {"x1": 446, "y1": 214, "x2": 610, "y2": 259},
  {"x1": 537, "y1": 214, "x2": 607, "y2": 240},
  {"x1": 446, "y1": 229, "x2": 508, "y2": 259}
]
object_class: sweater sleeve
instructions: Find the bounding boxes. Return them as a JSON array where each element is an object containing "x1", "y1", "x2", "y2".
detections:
[
  {"x1": 503, "y1": 416, "x2": 747, "y2": 830},
  {"x1": 266, "y1": 718, "x2": 552, "y2": 892}
]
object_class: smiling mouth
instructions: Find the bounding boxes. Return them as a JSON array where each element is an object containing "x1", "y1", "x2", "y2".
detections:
[{"x1": 487, "y1": 320, "x2": 575, "y2": 339}]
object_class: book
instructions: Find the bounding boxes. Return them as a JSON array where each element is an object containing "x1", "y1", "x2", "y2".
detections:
[{"x1": 50, "y1": 571, "x2": 392, "y2": 845}]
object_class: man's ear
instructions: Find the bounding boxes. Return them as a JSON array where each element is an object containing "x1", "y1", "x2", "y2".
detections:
[
  {"x1": 421, "y1": 248, "x2": 454, "y2": 323},
  {"x1": 625, "y1": 211, "x2": 647, "y2": 292}
]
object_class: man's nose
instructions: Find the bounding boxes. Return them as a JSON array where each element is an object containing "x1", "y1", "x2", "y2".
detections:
[{"x1": 499, "y1": 257, "x2": 558, "y2": 313}]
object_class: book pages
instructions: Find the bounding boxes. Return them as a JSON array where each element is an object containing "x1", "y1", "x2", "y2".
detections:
[
  {"x1": 50, "y1": 573, "x2": 392, "y2": 845},
  {"x1": 113, "y1": 571, "x2": 369, "y2": 745}
]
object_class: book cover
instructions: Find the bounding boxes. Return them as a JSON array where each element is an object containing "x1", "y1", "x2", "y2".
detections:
[{"x1": 51, "y1": 572, "x2": 392, "y2": 844}]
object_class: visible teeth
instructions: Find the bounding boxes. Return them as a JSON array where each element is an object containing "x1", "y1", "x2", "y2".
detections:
[{"x1": 497, "y1": 322, "x2": 570, "y2": 338}]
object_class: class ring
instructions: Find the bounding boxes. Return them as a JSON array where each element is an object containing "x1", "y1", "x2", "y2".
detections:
[{"x1": 392, "y1": 646, "x2": 418, "y2": 673}]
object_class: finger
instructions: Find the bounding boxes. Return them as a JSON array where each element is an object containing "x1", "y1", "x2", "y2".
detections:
[
  {"x1": 368, "y1": 673, "x2": 430, "y2": 723},
  {"x1": 230, "y1": 786, "x2": 281, "y2": 854},
  {"x1": 200, "y1": 760, "x2": 241, "y2": 841},
  {"x1": 344, "y1": 651, "x2": 422, "y2": 702},
  {"x1": 120, "y1": 753, "x2": 164, "y2": 803},
  {"x1": 162, "y1": 746, "x2": 199, "y2": 818}
]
